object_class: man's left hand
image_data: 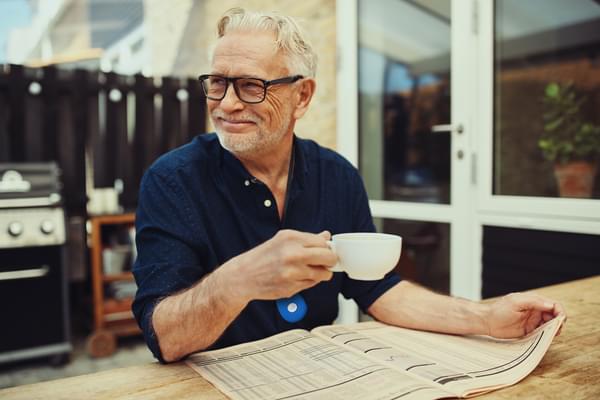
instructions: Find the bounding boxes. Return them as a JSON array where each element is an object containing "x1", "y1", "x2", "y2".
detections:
[{"x1": 485, "y1": 292, "x2": 566, "y2": 338}]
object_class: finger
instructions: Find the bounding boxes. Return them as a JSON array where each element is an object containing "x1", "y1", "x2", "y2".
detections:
[
  {"x1": 542, "y1": 312, "x2": 554, "y2": 322},
  {"x1": 294, "y1": 265, "x2": 333, "y2": 285},
  {"x1": 306, "y1": 231, "x2": 331, "y2": 247},
  {"x1": 284, "y1": 230, "x2": 330, "y2": 248},
  {"x1": 301, "y1": 247, "x2": 338, "y2": 267},
  {"x1": 317, "y1": 230, "x2": 331, "y2": 241},
  {"x1": 306, "y1": 265, "x2": 334, "y2": 282},
  {"x1": 514, "y1": 295, "x2": 555, "y2": 313},
  {"x1": 525, "y1": 313, "x2": 543, "y2": 334},
  {"x1": 552, "y1": 302, "x2": 567, "y2": 319}
]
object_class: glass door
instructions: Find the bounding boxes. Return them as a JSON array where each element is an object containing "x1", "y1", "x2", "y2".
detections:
[{"x1": 337, "y1": 0, "x2": 479, "y2": 299}]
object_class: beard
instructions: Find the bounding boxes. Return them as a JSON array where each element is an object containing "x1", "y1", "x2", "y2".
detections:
[{"x1": 212, "y1": 109, "x2": 292, "y2": 158}]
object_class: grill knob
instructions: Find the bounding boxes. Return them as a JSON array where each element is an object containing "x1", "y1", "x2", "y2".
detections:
[
  {"x1": 8, "y1": 221, "x2": 24, "y2": 237},
  {"x1": 40, "y1": 220, "x2": 55, "y2": 235}
]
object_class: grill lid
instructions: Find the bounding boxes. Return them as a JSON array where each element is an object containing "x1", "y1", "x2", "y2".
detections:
[{"x1": 0, "y1": 163, "x2": 62, "y2": 201}]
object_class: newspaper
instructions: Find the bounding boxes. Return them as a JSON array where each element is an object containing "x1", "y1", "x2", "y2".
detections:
[{"x1": 186, "y1": 315, "x2": 564, "y2": 400}]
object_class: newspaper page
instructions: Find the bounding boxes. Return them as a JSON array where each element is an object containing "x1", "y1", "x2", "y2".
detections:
[
  {"x1": 312, "y1": 315, "x2": 564, "y2": 398},
  {"x1": 186, "y1": 329, "x2": 453, "y2": 400}
]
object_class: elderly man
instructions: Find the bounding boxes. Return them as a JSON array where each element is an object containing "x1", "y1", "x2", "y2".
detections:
[{"x1": 132, "y1": 8, "x2": 565, "y2": 363}]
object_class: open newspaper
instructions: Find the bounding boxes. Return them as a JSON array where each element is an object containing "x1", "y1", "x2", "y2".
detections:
[{"x1": 186, "y1": 315, "x2": 564, "y2": 400}]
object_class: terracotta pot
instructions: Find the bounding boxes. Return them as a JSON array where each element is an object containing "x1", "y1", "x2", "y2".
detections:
[{"x1": 553, "y1": 161, "x2": 598, "y2": 198}]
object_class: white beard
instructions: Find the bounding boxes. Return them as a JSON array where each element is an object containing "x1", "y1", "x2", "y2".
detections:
[{"x1": 212, "y1": 113, "x2": 292, "y2": 157}]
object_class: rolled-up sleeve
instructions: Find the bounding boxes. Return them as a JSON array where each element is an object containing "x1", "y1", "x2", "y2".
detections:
[{"x1": 132, "y1": 168, "x2": 206, "y2": 362}]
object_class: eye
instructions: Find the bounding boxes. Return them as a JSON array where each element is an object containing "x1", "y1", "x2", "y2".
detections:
[
  {"x1": 208, "y1": 76, "x2": 226, "y2": 87},
  {"x1": 239, "y1": 79, "x2": 264, "y2": 93}
]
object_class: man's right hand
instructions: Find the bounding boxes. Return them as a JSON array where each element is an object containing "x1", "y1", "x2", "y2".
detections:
[
  {"x1": 223, "y1": 229, "x2": 338, "y2": 302},
  {"x1": 153, "y1": 229, "x2": 337, "y2": 361}
]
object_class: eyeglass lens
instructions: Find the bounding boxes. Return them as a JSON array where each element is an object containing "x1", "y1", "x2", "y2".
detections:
[{"x1": 203, "y1": 76, "x2": 265, "y2": 103}]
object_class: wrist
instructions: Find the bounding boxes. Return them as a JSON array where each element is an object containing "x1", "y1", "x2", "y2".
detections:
[
  {"x1": 216, "y1": 256, "x2": 253, "y2": 307},
  {"x1": 472, "y1": 302, "x2": 492, "y2": 336}
]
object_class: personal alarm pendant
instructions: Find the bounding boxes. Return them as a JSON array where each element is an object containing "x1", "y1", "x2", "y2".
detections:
[{"x1": 276, "y1": 293, "x2": 307, "y2": 323}]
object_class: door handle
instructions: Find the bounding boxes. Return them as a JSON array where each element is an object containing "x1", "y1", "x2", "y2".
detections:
[
  {"x1": 431, "y1": 124, "x2": 464, "y2": 134},
  {"x1": 0, "y1": 265, "x2": 50, "y2": 281}
]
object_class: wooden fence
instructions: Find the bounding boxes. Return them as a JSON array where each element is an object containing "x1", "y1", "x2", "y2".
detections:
[{"x1": 0, "y1": 64, "x2": 207, "y2": 215}]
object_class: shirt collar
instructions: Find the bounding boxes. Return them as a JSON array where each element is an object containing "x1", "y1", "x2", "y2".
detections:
[{"x1": 214, "y1": 134, "x2": 308, "y2": 191}]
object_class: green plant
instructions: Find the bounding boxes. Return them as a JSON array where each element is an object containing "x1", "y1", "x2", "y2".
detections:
[{"x1": 538, "y1": 82, "x2": 600, "y2": 164}]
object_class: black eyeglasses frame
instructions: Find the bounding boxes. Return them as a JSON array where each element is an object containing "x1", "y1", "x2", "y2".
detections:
[{"x1": 197, "y1": 74, "x2": 304, "y2": 104}]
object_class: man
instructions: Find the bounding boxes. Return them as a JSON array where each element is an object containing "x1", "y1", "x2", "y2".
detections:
[{"x1": 132, "y1": 8, "x2": 565, "y2": 363}]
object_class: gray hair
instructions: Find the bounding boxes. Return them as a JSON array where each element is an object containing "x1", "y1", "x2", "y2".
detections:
[{"x1": 215, "y1": 8, "x2": 317, "y2": 78}]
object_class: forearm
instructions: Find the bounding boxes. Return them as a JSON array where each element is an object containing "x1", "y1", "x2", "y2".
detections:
[
  {"x1": 152, "y1": 260, "x2": 248, "y2": 362},
  {"x1": 368, "y1": 280, "x2": 491, "y2": 336}
]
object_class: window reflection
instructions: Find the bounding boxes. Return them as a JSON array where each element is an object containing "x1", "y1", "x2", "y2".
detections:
[
  {"x1": 359, "y1": 0, "x2": 451, "y2": 204},
  {"x1": 494, "y1": 0, "x2": 600, "y2": 198},
  {"x1": 376, "y1": 218, "x2": 450, "y2": 294}
]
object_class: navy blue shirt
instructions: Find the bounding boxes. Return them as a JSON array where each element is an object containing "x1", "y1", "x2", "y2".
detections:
[{"x1": 132, "y1": 133, "x2": 401, "y2": 362}]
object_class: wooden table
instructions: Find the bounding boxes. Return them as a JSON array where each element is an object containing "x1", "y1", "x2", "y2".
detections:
[{"x1": 2, "y1": 276, "x2": 599, "y2": 400}]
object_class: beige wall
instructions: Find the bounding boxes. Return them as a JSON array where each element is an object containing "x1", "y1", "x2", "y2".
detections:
[{"x1": 144, "y1": 0, "x2": 337, "y2": 150}]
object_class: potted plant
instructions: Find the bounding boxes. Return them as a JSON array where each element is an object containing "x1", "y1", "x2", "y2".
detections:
[{"x1": 538, "y1": 82, "x2": 600, "y2": 198}]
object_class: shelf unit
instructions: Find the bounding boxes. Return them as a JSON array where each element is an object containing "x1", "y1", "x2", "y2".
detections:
[{"x1": 87, "y1": 213, "x2": 139, "y2": 357}]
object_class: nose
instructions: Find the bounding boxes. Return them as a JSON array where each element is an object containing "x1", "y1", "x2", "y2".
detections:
[{"x1": 218, "y1": 82, "x2": 244, "y2": 112}]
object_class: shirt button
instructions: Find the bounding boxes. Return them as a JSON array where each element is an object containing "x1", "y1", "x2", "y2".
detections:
[
  {"x1": 264, "y1": 199, "x2": 272, "y2": 208},
  {"x1": 244, "y1": 180, "x2": 250, "y2": 187},
  {"x1": 287, "y1": 303, "x2": 298, "y2": 313}
]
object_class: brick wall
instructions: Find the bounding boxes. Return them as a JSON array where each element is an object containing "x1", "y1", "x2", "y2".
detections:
[{"x1": 144, "y1": 0, "x2": 337, "y2": 150}]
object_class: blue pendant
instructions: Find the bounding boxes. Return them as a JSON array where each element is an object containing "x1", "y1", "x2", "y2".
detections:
[{"x1": 276, "y1": 294, "x2": 307, "y2": 323}]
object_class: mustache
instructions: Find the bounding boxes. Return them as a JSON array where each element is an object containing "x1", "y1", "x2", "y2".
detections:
[{"x1": 211, "y1": 110, "x2": 259, "y2": 124}]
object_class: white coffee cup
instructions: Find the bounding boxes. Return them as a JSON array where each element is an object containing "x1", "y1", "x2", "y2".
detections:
[{"x1": 327, "y1": 232, "x2": 402, "y2": 280}]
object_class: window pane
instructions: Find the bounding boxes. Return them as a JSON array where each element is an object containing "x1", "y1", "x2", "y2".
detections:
[
  {"x1": 358, "y1": 0, "x2": 451, "y2": 204},
  {"x1": 494, "y1": 0, "x2": 600, "y2": 199},
  {"x1": 375, "y1": 218, "x2": 450, "y2": 294},
  {"x1": 482, "y1": 225, "x2": 600, "y2": 298}
]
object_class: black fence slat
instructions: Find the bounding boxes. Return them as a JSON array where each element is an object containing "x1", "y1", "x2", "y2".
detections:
[
  {"x1": 0, "y1": 86, "x2": 10, "y2": 161},
  {"x1": 21, "y1": 68, "x2": 43, "y2": 162},
  {"x1": 103, "y1": 72, "x2": 120, "y2": 187},
  {"x1": 7, "y1": 65, "x2": 26, "y2": 161},
  {"x1": 179, "y1": 84, "x2": 189, "y2": 148},
  {"x1": 160, "y1": 77, "x2": 181, "y2": 153},
  {"x1": 187, "y1": 78, "x2": 206, "y2": 139},
  {"x1": 68, "y1": 69, "x2": 90, "y2": 214},
  {"x1": 57, "y1": 95, "x2": 77, "y2": 210},
  {"x1": 152, "y1": 85, "x2": 163, "y2": 168},
  {"x1": 91, "y1": 71, "x2": 109, "y2": 187},
  {"x1": 41, "y1": 66, "x2": 60, "y2": 163},
  {"x1": 0, "y1": 65, "x2": 207, "y2": 215},
  {"x1": 89, "y1": 80, "x2": 103, "y2": 189},
  {"x1": 132, "y1": 74, "x2": 155, "y2": 204},
  {"x1": 117, "y1": 86, "x2": 135, "y2": 211},
  {"x1": 24, "y1": 93, "x2": 43, "y2": 161}
]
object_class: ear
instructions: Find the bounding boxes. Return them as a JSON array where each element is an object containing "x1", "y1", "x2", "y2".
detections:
[{"x1": 293, "y1": 78, "x2": 316, "y2": 120}]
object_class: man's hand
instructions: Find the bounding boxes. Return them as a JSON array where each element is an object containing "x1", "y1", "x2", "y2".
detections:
[
  {"x1": 485, "y1": 292, "x2": 566, "y2": 338},
  {"x1": 225, "y1": 229, "x2": 338, "y2": 302},
  {"x1": 153, "y1": 229, "x2": 337, "y2": 361}
]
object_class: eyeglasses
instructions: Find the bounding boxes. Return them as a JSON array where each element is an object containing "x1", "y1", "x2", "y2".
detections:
[{"x1": 198, "y1": 74, "x2": 304, "y2": 104}]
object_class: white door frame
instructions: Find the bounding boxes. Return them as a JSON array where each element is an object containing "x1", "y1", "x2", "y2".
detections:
[{"x1": 336, "y1": 0, "x2": 480, "y2": 302}]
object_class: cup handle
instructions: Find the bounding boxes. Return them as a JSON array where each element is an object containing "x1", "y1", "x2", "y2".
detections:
[{"x1": 326, "y1": 240, "x2": 343, "y2": 272}]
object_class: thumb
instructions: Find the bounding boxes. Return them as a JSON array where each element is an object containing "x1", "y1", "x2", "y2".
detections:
[{"x1": 318, "y1": 230, "x2": 332, "y2": 240}]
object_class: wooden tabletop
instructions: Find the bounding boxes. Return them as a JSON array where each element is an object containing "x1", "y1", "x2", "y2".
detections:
[{"x1": 2, "y1": 276, "x2": 599, "y2": 400}]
